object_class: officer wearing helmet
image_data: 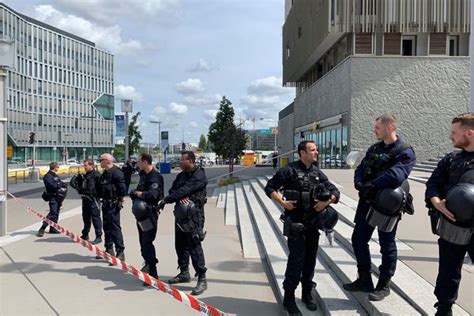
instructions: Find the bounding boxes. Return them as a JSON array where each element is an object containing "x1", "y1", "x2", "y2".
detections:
[
  {"x1": 265, "y1": 140, "x2": 340, "y2": 315},
  {"x1": 343, "y1": 114, "x2": 416, "y2": 302},
  {"x1": 37, "y1": 162, "x2": 67, "y2": 237},
  {"x1": 130, "y1": 153, "x2": 163, "y2": 283},
  {"x1": 75, "y1": 159, "x2": 102, "y2": 245},
  {"x1": 425, "y1": 112, "x2": 474, "y2": 316},
  {"x1": 160, "y1": 151, "x2": 208, "y2": 296}
]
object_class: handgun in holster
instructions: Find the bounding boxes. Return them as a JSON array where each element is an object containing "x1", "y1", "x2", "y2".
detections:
[
  {"x1": 280, "y1": 213, "x2": 305, "y2": 239},
  {"x1": 428, "y1": 207, "x2": 440, "y2": 235}
]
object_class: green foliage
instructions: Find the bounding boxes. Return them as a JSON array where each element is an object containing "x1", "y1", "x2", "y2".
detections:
[
  {"x1": 113, "y1": 144, "x2": 125, "y2": 160},
  {"x1": 198, "y1": 134, "x2": 207, "y2": 151},
  {"x1": 218, "y1": 176, "x2": 240, "y2": 187},
  {"x1": 208, "y1": 96, "x2": 246, "y2": 159},
  {"x1": 128, "y1": 112, "x2": 142, "y2": 156}
]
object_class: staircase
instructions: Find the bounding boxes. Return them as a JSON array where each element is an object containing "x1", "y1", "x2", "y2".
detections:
[{"x1": 211, "y1": 177, "x2": 470, "y2": 316}]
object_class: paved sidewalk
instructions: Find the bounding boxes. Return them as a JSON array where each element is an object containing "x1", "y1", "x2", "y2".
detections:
[
  {"x1": 0, "y1": 196, "x2": 280, "y2": 315},
  {"x1": 322, "y1": 169, "x2": 473, "y2": 314}
]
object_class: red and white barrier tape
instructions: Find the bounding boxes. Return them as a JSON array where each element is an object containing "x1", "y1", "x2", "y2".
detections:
[{"x1": 6, "y1": 191, "x2": 232, "y2": 316}]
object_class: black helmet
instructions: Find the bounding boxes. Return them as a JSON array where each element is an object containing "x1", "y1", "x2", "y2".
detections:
[
  {"x1": 372, "y1": 187, "x2": 405, "y2": 216},
  {"x1": 173, "y1": 202, "x2": 196, "y2": 221},
  {"x1": 70, "y1": 174, "x2": 83, "y2": 191},
  {"x1": 459, "y1": 170, "x2": 474, "y2": 184},
  {"x1": 445, "y1": 183, "x2": 474, "y2": 224},
  {"x1": 318, "y1": 207, "x2": 339, "y2": 231},
  {"x1": 132, "y1": 199, "x2": 149, "y2": 220}
]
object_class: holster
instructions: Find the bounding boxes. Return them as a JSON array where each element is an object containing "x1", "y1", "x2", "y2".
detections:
[
  {"x1": 428, "y1": 208, "x2": 440, "y2": 235},
  {"x1": 280, "y1": 214, "x2": 304, "y2": 239}
]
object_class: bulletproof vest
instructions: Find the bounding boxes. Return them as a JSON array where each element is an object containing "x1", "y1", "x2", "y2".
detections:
[
  {"x1": 446, "y1": 152, "x2": 474, "y2": 187},
  {"x1": 82, "y1": 171, "x2": 98, "y2": 196},
  {"x1": 286, "y1": 162, "x2": 321, "y2": 213},
  {"x1": 363, "y1": 141, "x2": 412, "y2": 182},
  {"x1": 99, "y1": 169, "x2": 117, "y2": 200},
  {"x1": 187, "y1": 166, "x2": 207, "y2": 208}
]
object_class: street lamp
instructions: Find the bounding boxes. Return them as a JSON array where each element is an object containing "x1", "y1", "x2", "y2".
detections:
[
  {"x1": 121, "y1": 99, "x2": 133, "y2": 162},
  {"x1": 150, "y1": 120, "x2": 162, "y2": 163},
  {"x1": 0, "y1": 38, "x2": 15, "y2": 236}
]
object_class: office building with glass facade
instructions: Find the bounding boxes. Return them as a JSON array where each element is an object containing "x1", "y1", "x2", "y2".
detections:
[
  {"x1": 279, "y1": 0, "x2": 470, "y2": 166},
  {"x1": 1, "y1": 3, "x2": 114, "y2": 163}
]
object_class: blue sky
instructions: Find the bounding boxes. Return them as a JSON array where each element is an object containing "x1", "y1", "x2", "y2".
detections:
[{"x1": 8, "y1": 0, "x2": 295, "y2": 144}]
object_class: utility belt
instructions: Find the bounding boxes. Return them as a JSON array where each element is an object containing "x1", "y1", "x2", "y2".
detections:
[
  {"x1": 429, "y1": 207, "x2": 473, "y2": 245},
  {"x1": 280, "y1": 213, "x2": 320, "y2": 239}
]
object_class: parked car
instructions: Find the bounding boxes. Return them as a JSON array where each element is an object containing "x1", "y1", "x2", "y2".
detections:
[{"x1": 66, "y1": 159, "x2": 80, "y2": 165}]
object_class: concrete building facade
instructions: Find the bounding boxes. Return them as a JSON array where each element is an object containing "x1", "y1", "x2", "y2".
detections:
[
  {"x1": 1, "y1": 3, "x2": 114, "y2": 163},
  {"x1": 280, "y1": 0, "x2": 471, "y2": 166}
]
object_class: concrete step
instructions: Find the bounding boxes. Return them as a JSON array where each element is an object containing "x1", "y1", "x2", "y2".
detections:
[
  {"x1": 225, "y1": 185, "x2": 236, "y2": 225},
  {"x1": 246, "y1": 180, "x2": 420, "y2": 315},
  {"x1": 415, "y1": 163, "x2": 436, "y2": 170},
  {"x1": 418, "y1": 161, "x2": 438, "y2": 167},
  {"x1": 216, "y1": 187, "x2": 227, "y2": 208},
  {"x1": 412, "y1": 166, "x2": 435, "y2": 173},
  {"x1": 408, "y1": 176, "x2": 428, "y2": 184},
  {"x1": 210, "y1": 187, "x2": 220, "y2": 199},
  {"x1": 234, "y1": 183, "x2": 260, "y2": 259}
]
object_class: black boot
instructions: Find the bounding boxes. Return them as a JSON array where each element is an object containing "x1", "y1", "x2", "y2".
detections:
[
  {"x1": 142, "y1": 264, "x2": 159, "y2": 286},
  {"x1": 101, "y1": 247, "x2": 115, "y2": 262},
  {"x1": 191, "y1": 273, "x2": 207, "y2": 295},
  {"x1": 343, "y1": 271, "x2": 374, "y2": 293},
  {"x1": 49, "y1": 226, "x2": 60, "y2": 234},
  {"x1": 37, "y1": 222, "x2": 48, "y2": 237},
  {"x1": 434, "y1": 302, "x2": 453, "y2": 316},
  {"x1": 91, "y1": 236, "x2": 102, "y2": 245},
  {"x1": 80, "y1": 234, "x2": 89, "y2": 240},
  {"x1": 116, "y1": 250, "x2": 125, "y2": 261},
  {"x1": 168, "y1": 267, "x2": 191, "y2": 284},
  {"x1": 283, "y1": 290, "x2": 302, "y2": 316},
  {"x1": 301, "y1": 286, "x2": 318, "y2": 311},
  {"x1": 368, "y1": 276, "x2": 391, "y2": 301}
]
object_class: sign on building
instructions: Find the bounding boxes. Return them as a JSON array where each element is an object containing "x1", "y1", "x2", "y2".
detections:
[{"x1": 115, "y1": 115, "x2": 125, "y2": 137}]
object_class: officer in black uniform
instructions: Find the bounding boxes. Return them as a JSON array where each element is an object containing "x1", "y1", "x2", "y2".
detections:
[
  {"x1": 98, "y1": 153, "x2": 126, "y2": 261},
  {"x1": 425, "y1": 113, "x2": 474, "y2": 316},
  {"x1": 122, "y1": 159, "x2": 136, "y2": 193},
  {"x1": 37, "y1": 162, "x2": 67, "y2": 237},
  {"x1": 265, "y1": 140, "x2": 340, "y2": 316},
  {"x1": 343, "y1": 114, "x2": 416, "y2": 301},
  {"x1": 161, "y1": 151, "x2": 208, "y2": 296},
  {"x1": 130, "y1": 153, "x2": 164, "y2": 283},
  {"x1": 79, "y1": 159, "x2": 102, "y2": 245}
]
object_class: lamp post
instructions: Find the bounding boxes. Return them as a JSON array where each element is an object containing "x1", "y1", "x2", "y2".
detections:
[
  {"x1": 0, "y1": 38, "x2": 15, "y2": 236},
  {"x1": 121, "y1": 99, "x2": 133, "y2": 162},
  {"x1": 150, "y1": 120, "x2": 162, "y2": 163}
]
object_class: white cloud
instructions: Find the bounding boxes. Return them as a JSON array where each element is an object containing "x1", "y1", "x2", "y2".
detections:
[
  {"x1": 204, "y1": 109, "x2": 218, "y2": 120},
  {"x1": 169, "y1": 102, "x2": 188, "y2": 114},
  {"x1": 241, "y1": 76, "x2": 294, "y2": 119},
  {"x1": 114, "y1": 85, "x2": 144, "y2": 102},
  {"x1": 190, "y1": 121, "x2": 198, "y2": 127},
  {"x1": 33, "y1": 5, "x2": 142, "y2": 55},
  {"x1": 175, "y1": 78, "x2": 206, "y2": 95},
  {"x1": 188, "y1": 58, "x2": 213, "y2": 73},
  {"x1": 51, "y1": 0, "x2": 182, "y2": 26},
  {"x1": 183, "y1": 93, "x2": 222, "y2": 108}
]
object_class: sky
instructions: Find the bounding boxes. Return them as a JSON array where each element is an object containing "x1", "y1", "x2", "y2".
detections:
[{"x1": 7, "y1": 0, "x2": 295, "y2": 144}]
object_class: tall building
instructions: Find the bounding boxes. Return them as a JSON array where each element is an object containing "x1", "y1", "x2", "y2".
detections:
[
  {"x1": 280, "y1": 0, "x2": 470, "y2": 167},
  {"x1": 1, "y1": 3, "x2": 114, "y2": 162},
  {"x1": 245, "y1": 128, "x2": 278, "y2": 151}
]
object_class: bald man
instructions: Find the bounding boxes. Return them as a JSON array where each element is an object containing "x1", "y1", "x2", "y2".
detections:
[{"x1": 98, "y1": 153, "x2": 127, "y2": 261}]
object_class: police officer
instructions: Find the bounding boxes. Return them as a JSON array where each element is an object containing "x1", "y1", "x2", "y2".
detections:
[
  {"x1": 161, "y1": 151, "x2": 208, "y2": 296},
  {"x1": 98, "y1": 153, "x2": 126, "y2": 261},
  {"x1": 265, "y1": 140, "x2": 340, "y2": 316},
  {"x1": 130, "y1": 153, "x2": 164, "y2": 283},
  {"x1": 37, "y1": 162, "x2": 67, "y2": 237},
  {"x1": 343, "y1": 114, "x2": 416, "y2": 301},
  {"x1": 122, "y1": 159, "x2": 136, "y2": 193},
  {"x1": 79, "y1": 159, "x2": 102, "y2": 245},
  {"x1": 425, "y1": 113, "x2": 474, "y2": 316}
]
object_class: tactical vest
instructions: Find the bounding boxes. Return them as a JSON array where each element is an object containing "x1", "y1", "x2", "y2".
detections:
[
  {"x1": 363, "y1": 141, "x2": 412, "y2": 182},
  {"x1": 100, "y1": 169, "x2": 117, "y2": 200},
  {"x1": 188, "y1": 166, "x2": 207, "y2": 208},
  {"x1": 82, "y1": 171, "x2": 98, "y2": 196},
  {"x1": 285, "y1": 162, "x2": 321, "y2": 215},
  {"x1": 446, "y1": 152, "x2": 474, "y2": 186}
]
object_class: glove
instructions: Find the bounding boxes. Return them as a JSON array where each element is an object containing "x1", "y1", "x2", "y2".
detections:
[
  {"x1": 157, "y1": 199, "x2": 166, "y2": 210},
  {"x1": 129, "y1": 190, "x2": 137, "y2": 199},
  {"x1": 116, "y1": 198, "x2": 124, "y2": 210},
  {"x1": 355, "y1": 181, "x2": 374, "y2": 191}
]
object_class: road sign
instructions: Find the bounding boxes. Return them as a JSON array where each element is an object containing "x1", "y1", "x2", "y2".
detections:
[
  {"x1": 257, "y1": 129, "x2": 272, "y2": 134},
  {"x1": 6, "y1": 146, "x2": 12, "y2": 158}
]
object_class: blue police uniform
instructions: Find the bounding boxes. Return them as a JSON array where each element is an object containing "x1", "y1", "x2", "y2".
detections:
[
  {"x1": 425, "y1": 150, "x2": 474, "y2": 314},
  {"x1": 99, "y1": 166, "x2": 126, "y2": 258},
  {"x1": 265, "y1": 160, "x2": 340, "y2": 311},
  {"x1": 80, "y1": 170, "x2": 102, "y2": 242},
  {"x1": 133, "y1": 169, "x2": 163, "y2": 273}
]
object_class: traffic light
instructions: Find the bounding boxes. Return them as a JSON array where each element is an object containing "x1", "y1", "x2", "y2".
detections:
[{"x1": 29, "y1": 132, "x2": 35, "y2": 144}]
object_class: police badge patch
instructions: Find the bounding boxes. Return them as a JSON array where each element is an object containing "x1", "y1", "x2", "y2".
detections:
[{"x1": 151, "y1": 183, "x2": 159, "y2": 189}]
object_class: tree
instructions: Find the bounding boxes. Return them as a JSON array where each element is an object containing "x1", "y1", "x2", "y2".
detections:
[
  {"x1": 208, "y1": 96, "x2": 246, "y2": 174},
  {"x1": 128, "y1": 112, "x2": 142, "y2": 157},
  {"x1": 113, "y1": 144, "x2": 125, "y2": 161},
  {"x1": 198, "y1": 134, "x2": 207, "y2": 151}
]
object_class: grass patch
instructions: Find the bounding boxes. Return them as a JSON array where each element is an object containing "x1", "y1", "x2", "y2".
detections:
[{"x1": 218, "y1": 176, "x2": 240, "y2": 186}]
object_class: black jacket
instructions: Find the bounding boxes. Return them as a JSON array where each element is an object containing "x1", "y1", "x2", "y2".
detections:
[
  {"x1": 136, "y1": 169, "x2": 164, "y2": 204},
  {"x1": 165, "y1": 166, "x2": 207, "y2": 205}
]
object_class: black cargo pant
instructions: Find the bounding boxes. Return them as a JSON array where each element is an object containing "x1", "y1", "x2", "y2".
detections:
[
  {"x1": 137, "y1": 211, "x2": 159, "y2": 266},
  {"x1": 435, "y1": 237, "x2": 474, "y2": 305},
  {"x1": 283, "y1": 225, "x2": 320, "y2": 292},
  {"x1": 102, "y1": 202, "x2": 124, "y2": 252},
  {"x1": 45, "y1": 198, "x2": 61, "y2": 224},
  {"x1": 81, "y1": 197, "x2": 102, "y2": 238}
]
